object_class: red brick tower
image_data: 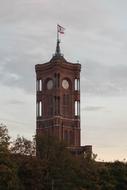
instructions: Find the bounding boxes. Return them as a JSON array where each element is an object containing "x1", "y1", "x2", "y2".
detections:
[{"x1": 35, "y1": 39, "x2": 81, "y2": 147}]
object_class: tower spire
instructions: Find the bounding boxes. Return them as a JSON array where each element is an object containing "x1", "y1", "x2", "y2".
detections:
[
  {"x1": 55, "y1": 25, "x2": 65, "y2": 56},
  {"x1": 55, "y1": 39, "x2": 61, "y2": 56}
]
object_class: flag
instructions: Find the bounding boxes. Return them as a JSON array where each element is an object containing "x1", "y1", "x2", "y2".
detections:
[{"x1": 57, "y1": 24, "x2": 65, "y2": 34}]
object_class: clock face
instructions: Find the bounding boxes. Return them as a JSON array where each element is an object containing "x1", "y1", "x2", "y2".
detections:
[
  {"x1": 47, "y1": 79, "x2": 53, "y2": 90},
  {"x1": 62, "y1": 79, "x2": 69, "y2": 89}
]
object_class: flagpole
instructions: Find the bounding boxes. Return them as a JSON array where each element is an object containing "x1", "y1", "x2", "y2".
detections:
[
  {"x1": 56, "y1": 25, "x2": 60, "y2": 55},
  {"x1": 55, "y1": 24, "x2": 65, "y2": 55},
  {"x1": 57, "y1": 24, "x2": 59, "y2": 42}
]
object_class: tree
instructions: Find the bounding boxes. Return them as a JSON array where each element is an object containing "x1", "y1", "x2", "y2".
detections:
[
  {"x1": 0, "y1": 124, "x2": 20, "y2": 190},
  {"x1": 0, "y1": 123, "x2": 10, "y2": 154},
  {"x1": 10, "y1": 135, "x2": 35, "y2": 156},
  {"x1": 36, "y1": 134, "x2": 87, "y2": 190},
  {"x1": 15, "y1": 156, "x2": 46, "y2": 190}
]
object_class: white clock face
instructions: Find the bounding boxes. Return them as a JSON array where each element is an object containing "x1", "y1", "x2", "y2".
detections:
[
  {"x1": 47, "y1": 79, "x2": 53, "y2": 90},
  {"x1": 62, "y1": 79, "x2": 69, "y2": 89}
]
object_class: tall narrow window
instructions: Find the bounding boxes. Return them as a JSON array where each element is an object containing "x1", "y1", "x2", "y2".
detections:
[
  {"x1": 75, "y1": 79, "x2": 78, "y2": 90},
  {"x1": 77, "y1": 101, "x2": 80, "y2": 116},
  {"x1": 77, "y1": 79, "x2": 80, "y2": 91},
  {"x1": 36, "y1": 80, "x2": 42, "y2": 91},
  {"x1": 75, "y1": 79, "x2": 80, "y2": 91},
  {"x1": 55, "y1": 96, "x2": 57, "y2": 115},
  {"x1": 39, "y1": 80, "x2": 42, "y2": 91},
  {"x1": 58, "y1": 97, "x2": 60, "y2": 114},
  {"x1": 63, "y1": 95, "x2": 70, "y2": 116},
  {"x1": 36, "y1": 101, "x2": 42, "y2": 117},
  {"x1": 36, "y1": 102, "x2": 39, "y2": 117},
  {"x1": 54, "y1": 73, "x2": 60, "y2": 88},
  {"x1": 58, "y1": 73, "x2": 60, "y2": 88},
  {"x1": 48, "y1": 96, "x2": 53, "y2": 116},
  {"x1": 75, "y1": 101, "x2": 80, "y2": 116},
  {"x1": 54, "y1": 96, "x2": 60, "y2": 115},
  {"x1": 39, "y1": 101, "x2": 42, "y2": 116},
  {"x1": 53, "y1": 96, "x2": 55, "y2": 115},
  {"x1": 54, "y1": 73, "x2": 57, "y2": 88},
  {"x1": 75, "y1": 101, "x2": 78, "y2": 116}
]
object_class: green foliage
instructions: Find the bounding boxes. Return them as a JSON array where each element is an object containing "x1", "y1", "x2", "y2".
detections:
[
  {"x1": 0, "y1": 124, "x2": 10, "y2": 154},
  {"x1": 10, "y1": 135, "x2": 35, "y2": 156},
  {"x1": 1, "y1": 125, "x2": 127, "y2": 190},
  {"x1": 0, "y1": 124, "x2": 20, "y2": 190},
  {"x1": 36, "y1": 134, "x2": 81, "y2": 190},
  {"x1": 14, "y1": 156, "x2": 46, "y2": 190},
  {"x1": 0, "y1": 164, "x2": 20, "y2": 190}
]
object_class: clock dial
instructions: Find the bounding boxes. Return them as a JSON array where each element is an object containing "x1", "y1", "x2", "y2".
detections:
[
  {"x1": 47, "y1": 79, "x2": 53, "y2": 90},
  {"x1": 62, "y1": 79, "x2": 69, "y2": 89}
]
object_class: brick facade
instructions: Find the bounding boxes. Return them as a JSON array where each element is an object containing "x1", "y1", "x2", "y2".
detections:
[{"x1": 35, "y1": 50, "x2": 81, "y2": 147}]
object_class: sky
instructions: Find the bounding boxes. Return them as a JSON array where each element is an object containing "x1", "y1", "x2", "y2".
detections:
[{"x1": 0, "y1": 0, "x2": 127, "y2": 161}]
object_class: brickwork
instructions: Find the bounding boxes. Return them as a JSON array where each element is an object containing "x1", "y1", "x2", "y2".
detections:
[{"x1": 35, "y1": 53, "x2": 81, "y2": 147}]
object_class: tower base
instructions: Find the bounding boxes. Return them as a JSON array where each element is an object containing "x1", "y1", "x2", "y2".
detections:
[{"x1": 67, "y1": 145, "x2": 92, "y2": 160}]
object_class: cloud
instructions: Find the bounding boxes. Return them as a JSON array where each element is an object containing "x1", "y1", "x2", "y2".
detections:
[
  {"x1": 83, "y1": 106, "x2": 104, "y2": 111},
  {"x1": 1, "y1": 0, "x2": 127, "y2": 161},
  {"x1": 0, "y1": 0, "x2": 127, "y2": 97},
  {"x1": 7, "y1": 100, "x2": 25, "y2": 105},
  {"x1": 81, "y1": 59, "x2": 127, "y2": 96}
]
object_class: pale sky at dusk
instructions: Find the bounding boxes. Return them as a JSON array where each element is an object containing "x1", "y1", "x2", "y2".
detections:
[{"x1": 0, "y1": 0, "x2": 127, "y2": 161}]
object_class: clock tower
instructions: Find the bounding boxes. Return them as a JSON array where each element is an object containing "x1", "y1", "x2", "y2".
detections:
[{"x1": 35, "y1": 34, "x2": 92, "y2": 157}]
